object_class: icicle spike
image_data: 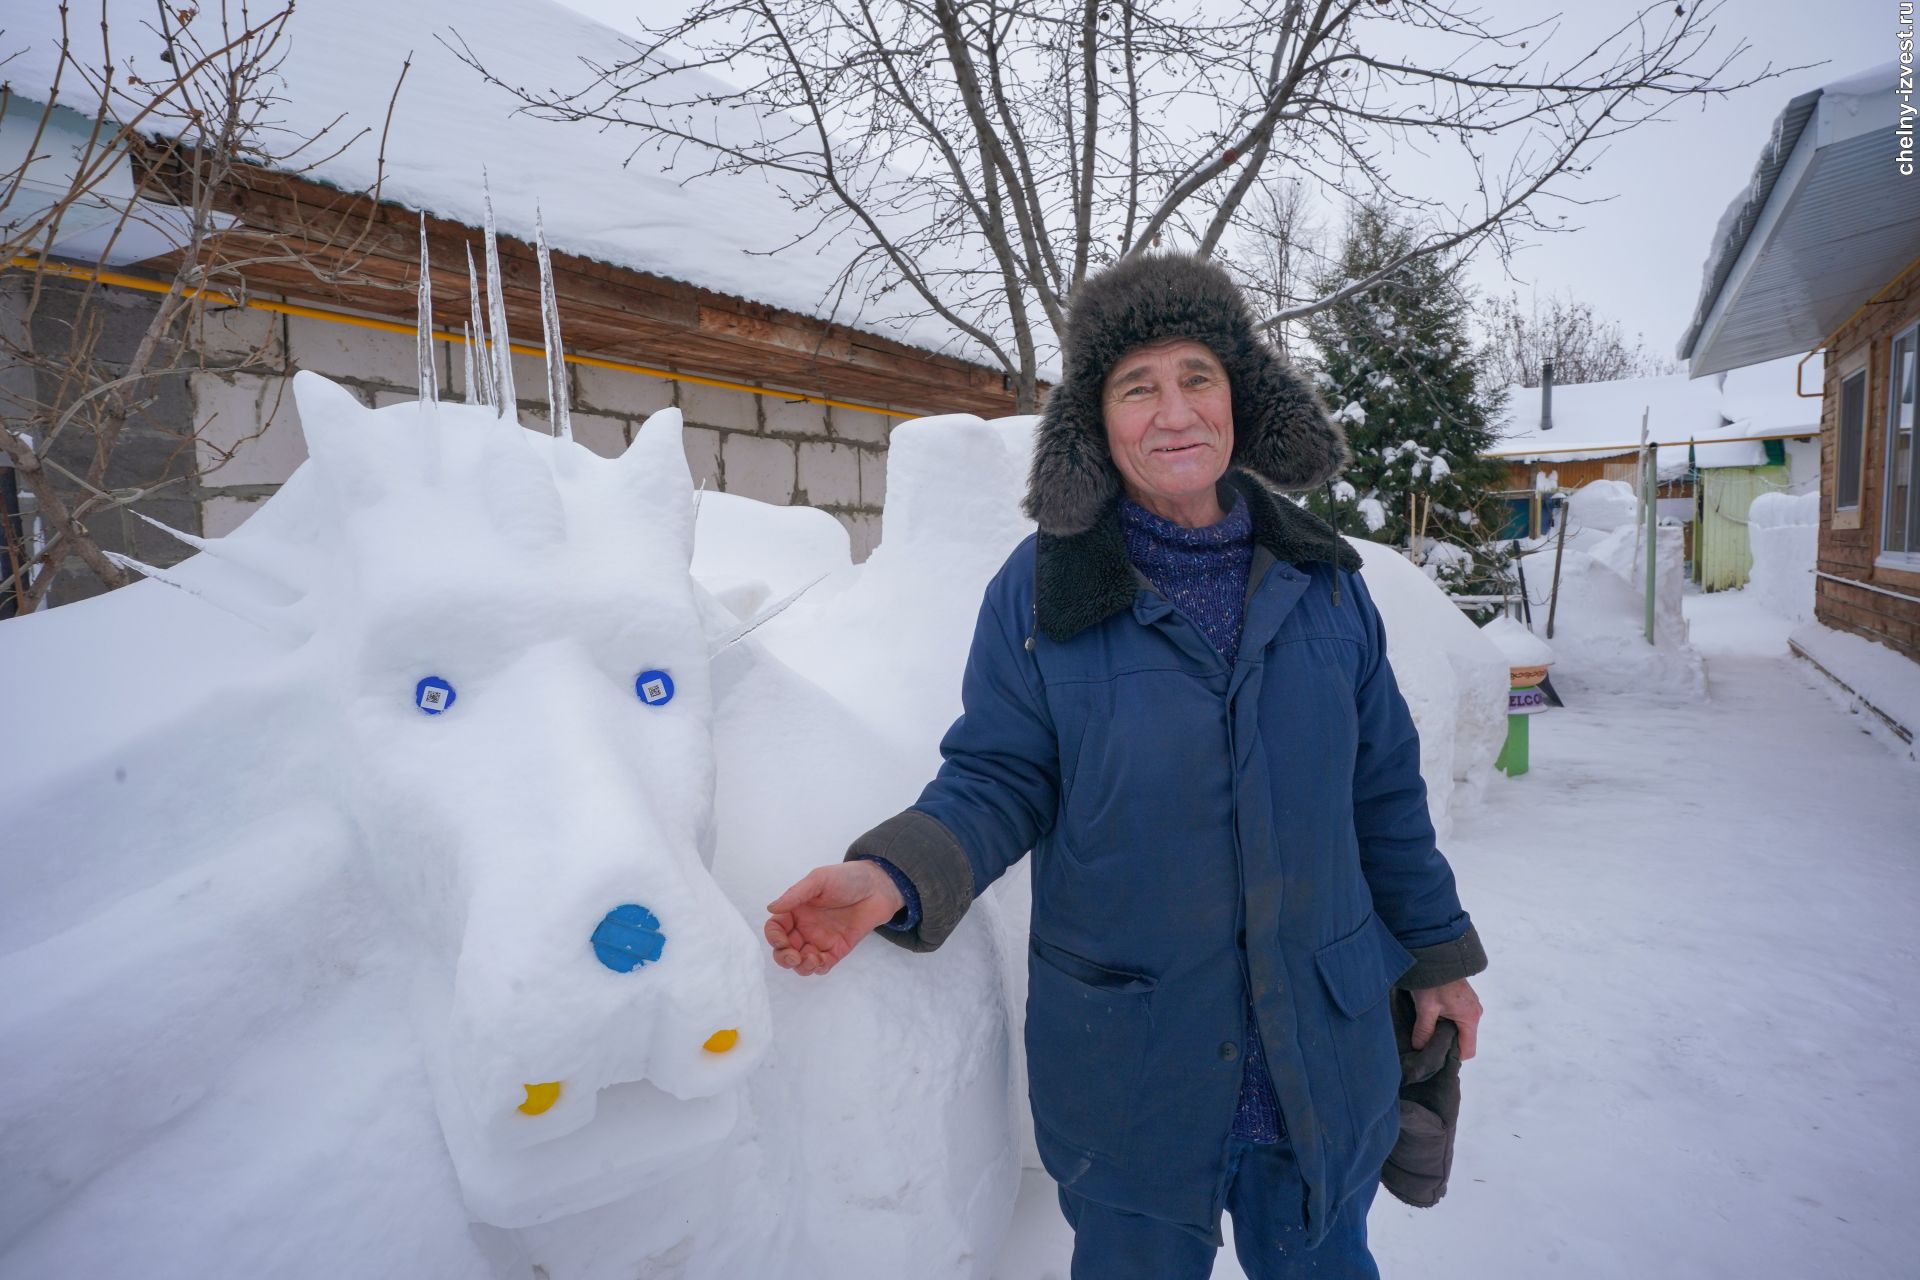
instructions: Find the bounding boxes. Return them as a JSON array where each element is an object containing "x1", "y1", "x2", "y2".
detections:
[
  {"x1": 104, "y1": 551, "x2": 304, "y2": 639},
  {"x1": 709, "y1": 573, "x2": 828, "y2": 655},
  {"x1": 481, "y1": 171, "x2": 517, "y2": 418},
  {"x1": 535, "y1": 204, "x2": 571, "y2": 442},
  {"x1": 416, "y1": 212, "x2": 439, "y2": 407},
  {"x1": 125, "y1": 509, "x2": 303, "y2": 601},
  {"x1": 465, "y1": 242, "x2": 493, "y2": 410}
]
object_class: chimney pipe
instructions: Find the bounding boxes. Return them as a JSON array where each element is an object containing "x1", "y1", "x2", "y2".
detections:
[{"x1": 1540, "y1": 359, "x2": 1555, "y2": 432}]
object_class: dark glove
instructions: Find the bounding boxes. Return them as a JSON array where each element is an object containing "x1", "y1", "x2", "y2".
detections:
[{"x1": 1380, "y1": 985, "x2": 1462, "y2": 1208}]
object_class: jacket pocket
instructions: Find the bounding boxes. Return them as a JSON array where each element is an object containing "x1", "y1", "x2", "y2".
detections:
[
  {"x1": 1314, "y1": 913, "x2": 1416, "y2": 1146},
  {"x1": 1024, "y1": 935, "x2": 1157, "y2": 1162},
  {"x1": 1315, "y1": 912, "x2": 1415, "y2": 1019}
]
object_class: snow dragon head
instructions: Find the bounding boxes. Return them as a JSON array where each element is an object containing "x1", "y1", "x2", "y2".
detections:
[{"x1": 117, "y1": 370, "x2": 771, "y2": 1226}]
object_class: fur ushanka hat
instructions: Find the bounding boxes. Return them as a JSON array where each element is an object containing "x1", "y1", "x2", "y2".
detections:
[{"x1": 1023, "y1": 252, "x2": 1350, "y2": 535}]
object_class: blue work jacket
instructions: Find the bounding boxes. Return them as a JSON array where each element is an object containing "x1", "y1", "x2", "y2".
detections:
[{"x1": 859, "y1": 474, "x2": 1479, "y2": 1245}]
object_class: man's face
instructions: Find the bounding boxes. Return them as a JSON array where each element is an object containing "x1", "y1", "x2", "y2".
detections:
[{"x1": 1101, "y1": 339, "x2": 1234, "y2": 515}]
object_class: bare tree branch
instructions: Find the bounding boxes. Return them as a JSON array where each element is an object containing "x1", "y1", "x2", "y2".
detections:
[
  {"x1": 1, "y1": 1, "x2": 403, "y2": 606},
  {"x1": 446, "y1": 0, "x2": 1786, "y2": 412}
]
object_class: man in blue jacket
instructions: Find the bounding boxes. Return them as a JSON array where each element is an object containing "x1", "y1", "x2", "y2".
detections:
[{"x1": 764, "y1": 252, "x2": 1485, "y2": 1279}]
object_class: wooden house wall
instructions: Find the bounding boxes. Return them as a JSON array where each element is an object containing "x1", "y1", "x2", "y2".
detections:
[
  {"x1": 1500, "y1": 457, "x2": 1619, "y2": 493},
  {"x1": 140, "y1": 155, "x2": 1020, "y2": 419},
  {"x1": 1816, "y1": 257, "x2": 1920, "y2": 664}
]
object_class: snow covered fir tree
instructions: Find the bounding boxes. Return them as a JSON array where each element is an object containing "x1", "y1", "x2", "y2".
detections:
[{"x1": 1301, "y1": 207, "x2": 1511, "y2": 604}]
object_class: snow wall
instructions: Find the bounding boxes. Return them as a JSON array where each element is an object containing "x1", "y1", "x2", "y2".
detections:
[
  {"x1": 1532, "y1": 480, "x2": 1704, "y2": 700},
  {"x1": 1747, "y1": 490, "x2": 1819, "y2": 623}
]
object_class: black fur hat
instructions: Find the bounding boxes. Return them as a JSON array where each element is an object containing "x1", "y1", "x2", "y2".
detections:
[{"x1": 1023, "y1": 252, "x2": 1350, "y2": 535}]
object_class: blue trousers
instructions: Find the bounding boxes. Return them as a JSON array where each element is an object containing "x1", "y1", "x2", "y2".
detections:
[{"x1": 1055, "y1": 1138, "x2": 1380, "y2": 1280}]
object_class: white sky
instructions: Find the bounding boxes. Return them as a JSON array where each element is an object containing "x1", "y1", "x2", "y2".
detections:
[{"x1": 556, "y1": 0, "x2": 1884, "y2": 363}]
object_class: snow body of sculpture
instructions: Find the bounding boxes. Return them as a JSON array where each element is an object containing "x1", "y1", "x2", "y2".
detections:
[{"x1": 0, "y1": 373, "x2": 1016, "y2": 1279}]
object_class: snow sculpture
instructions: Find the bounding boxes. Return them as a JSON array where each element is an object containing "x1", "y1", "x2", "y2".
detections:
[
  {"x1": 0, "y1": 371, "x2": 1018, "y2": 1279},
  {"x1": 0, "y1": 196, "x2": 1501, "y2": 1275}
]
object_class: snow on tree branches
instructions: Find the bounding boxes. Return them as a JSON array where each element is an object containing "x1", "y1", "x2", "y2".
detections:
[{"x1": 1304, "y1": 207, "x2": 1510, "y2": 604}]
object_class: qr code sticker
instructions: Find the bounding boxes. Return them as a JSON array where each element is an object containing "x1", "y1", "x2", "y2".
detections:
[
  {"x1": 642, "y1": 680, "x2": 667, "y2": 702},
  {"x1": 421, "y1": 687, "x2": 447, "y2": 709}
]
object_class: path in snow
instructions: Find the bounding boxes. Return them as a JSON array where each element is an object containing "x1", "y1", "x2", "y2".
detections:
[{"x1": 994, "y1": 590, "x2": 1920, "y2": 1279}]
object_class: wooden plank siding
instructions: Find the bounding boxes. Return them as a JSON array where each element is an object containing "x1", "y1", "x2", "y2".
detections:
[
  {"x1": 1500, "y1": 456, "x2": 1621, "y2": 492},
  {"x1": 137, "y1": 153, "x2": 1019, "y2": 418},
  {"x1": 1815, "y1": 256, "x2": 1920, "y2": 663}
]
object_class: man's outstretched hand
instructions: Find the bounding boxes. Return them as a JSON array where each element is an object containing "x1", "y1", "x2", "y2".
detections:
[
  {"x1": 1410, "y1": 976, "x2": 1482, "y2": 1060},
  {"x1": 764, "y1": 861, "x2": 906, "y2": 976}
]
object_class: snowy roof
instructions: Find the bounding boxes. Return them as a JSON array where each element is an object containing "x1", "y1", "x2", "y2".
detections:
[
  {"x1": 1679, "y1": 63, "x2": 1916, "y2": 376},
  {"x1": 1, "y1": 0, "x2": 986, "y2": 365},
  {"x1": 1718, "y1": 356, "x2": 1826, "y2": 435},
  {"x1": 1490, "y1": 354, "x2": 1820, "y2": 466}
]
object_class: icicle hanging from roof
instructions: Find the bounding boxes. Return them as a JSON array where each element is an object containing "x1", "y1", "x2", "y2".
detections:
[
  {"x1": 481, "y1": 175, "x2": 516, "y2": 417},
  {"x1": 535, "y1": 206, "x2": 571, "y2": 442},
  {"x1": 464, "y1": 243, "x2": 494, "y2": 410},
  {"x1": 461, "y1": 322, "x2": 476, "y2": 405},
  {"x1": 416, "y1": 213, "x2": 439, "y2": 408}
]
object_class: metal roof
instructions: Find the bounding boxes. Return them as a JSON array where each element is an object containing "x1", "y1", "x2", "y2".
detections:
[{"x1": 1681, "y1": 65, "x2": 1919, "y2": 376}]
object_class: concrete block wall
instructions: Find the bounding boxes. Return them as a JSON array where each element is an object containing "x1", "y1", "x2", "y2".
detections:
[
  {"x1": 10, "y1": 278, "x2": 910, "y2": 608},
  {"x1": 190, "y1": 310, "x2": 899, "y2": 560}
]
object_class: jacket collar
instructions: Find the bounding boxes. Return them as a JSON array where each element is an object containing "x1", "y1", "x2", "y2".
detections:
[{"x1": 1034, "y1": 470, "x2": 1362, "y2": 642}]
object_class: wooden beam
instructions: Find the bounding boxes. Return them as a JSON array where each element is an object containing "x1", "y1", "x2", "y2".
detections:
[{"x1": 133, "y1": 153, "x2": 1020, "y2": 417}]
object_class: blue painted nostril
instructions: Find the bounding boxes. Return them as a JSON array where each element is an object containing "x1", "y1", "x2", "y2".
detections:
[{"x1": 592, "y1": 904, "x2": 666, "y2": 972}]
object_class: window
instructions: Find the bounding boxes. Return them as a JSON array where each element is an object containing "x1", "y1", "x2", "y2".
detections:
[
  {"x1": 1836, "y1": 369, "x2": 1866, "y2": 510},
  {"x1": 1886, "y1": 326, "x2": 1920, "y2": 561}
]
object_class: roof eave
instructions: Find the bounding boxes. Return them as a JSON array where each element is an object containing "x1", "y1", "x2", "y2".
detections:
[{"x1": 1680, "y1": 90, "x2": 1823, "y2": 376}]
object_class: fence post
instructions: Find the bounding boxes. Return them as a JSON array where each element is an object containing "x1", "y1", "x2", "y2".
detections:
[{"x1": 1645, "y1": 441, "x2": 1658, "y2": 645}]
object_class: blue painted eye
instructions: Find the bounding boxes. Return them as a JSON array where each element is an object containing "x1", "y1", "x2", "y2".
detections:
[
  {"x1": 415, "y1": 676, "x2": 456, "y2": 714},
  {"x1": 635, "y1": 669, "x2": 675, "y2": 706},
  {"x1": 592, "y1": 904, "x2": 666, "y2": 972}
]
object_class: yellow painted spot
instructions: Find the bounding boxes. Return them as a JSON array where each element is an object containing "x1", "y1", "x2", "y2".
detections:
[
  {"x1": 519, "y1": 1081, "x2": 562, "y2": 1115},
  {"x1": 703, "y1": 1029, "x2": 739, "y2": 1054}
]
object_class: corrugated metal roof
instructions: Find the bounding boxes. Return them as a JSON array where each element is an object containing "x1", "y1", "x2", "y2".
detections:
[
  {"x1": 1676, "y1": 88, "x2": 1822, "y2": 363},
  {"x1": 1682, "y1": 66, "x2": 1920, "y2": 376}
]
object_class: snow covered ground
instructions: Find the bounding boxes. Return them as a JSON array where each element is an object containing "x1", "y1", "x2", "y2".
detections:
[{"x1": 995, "y1": 586, "x2": 1920, "y2": 1279}]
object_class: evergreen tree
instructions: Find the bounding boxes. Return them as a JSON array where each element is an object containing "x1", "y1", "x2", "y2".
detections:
[{"x1": 1303, "y1": 207, "x2": 1511, "y2": 599}]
